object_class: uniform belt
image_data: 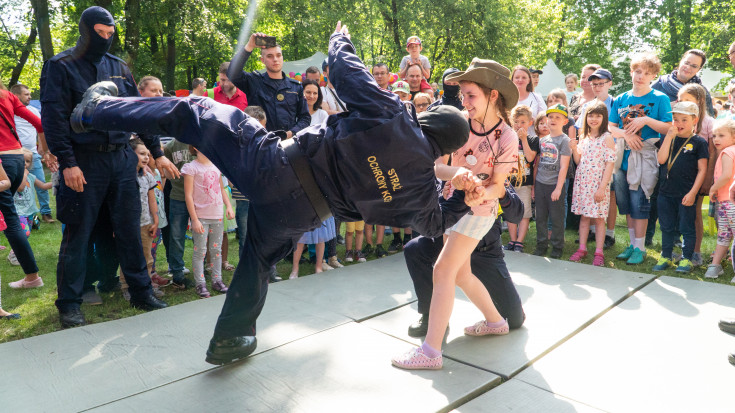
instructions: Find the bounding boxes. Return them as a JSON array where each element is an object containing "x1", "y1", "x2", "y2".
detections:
[
  {"x1": 77, "y1": 143, "x2": 128, "y2": 152},
  {"x1": 281, "y1": 138, "x2": 332, "y2": 222}
]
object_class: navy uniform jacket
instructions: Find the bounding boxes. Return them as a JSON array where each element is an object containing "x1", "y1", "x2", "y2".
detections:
[
  {"x1": 40, "y1": 48, "x2": 163, "y2": 170},
  {"x1": 228, "y1": 54, "x2": 310, "y2": 134}
]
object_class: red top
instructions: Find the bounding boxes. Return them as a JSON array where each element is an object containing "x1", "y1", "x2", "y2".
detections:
[
  {"x1": 209, "y1": 86, "x2": 248, "y2": 111},
  {"x1": 0, "y1": 91, "x2": 42, "y2": 151}
]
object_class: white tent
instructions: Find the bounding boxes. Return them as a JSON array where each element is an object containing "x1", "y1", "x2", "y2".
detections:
[{"x1": 535, "y1": 59, "x2": 567, "y2": 98}]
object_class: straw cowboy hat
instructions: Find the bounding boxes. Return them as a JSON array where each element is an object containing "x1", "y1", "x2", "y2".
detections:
[{"x1": 445, "y1": 58, "x2": 519, "y2": 108}]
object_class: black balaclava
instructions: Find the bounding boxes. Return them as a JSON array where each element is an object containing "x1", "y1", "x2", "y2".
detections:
[
  {"x1": 441, "y1": 68, "x2": 463, "y2": 110},
  {"x1": 417, "y1": 105, "x2": 469, "y2": 156},
  {"x1": 76, "y1": 6, "x2": 115, "y2": 63}
]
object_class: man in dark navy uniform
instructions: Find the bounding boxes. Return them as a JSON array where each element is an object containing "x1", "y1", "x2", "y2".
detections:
[
  {"x1": 70, "y1": 22, "x2": 480, "y2": 364},
  {"x1": 404, "y1": 185, "x2": 526, "y2": 337},
  {"x1": 40, "y1": 6, "x2": 174, "y2": 328},
  {"x1": 227, "y1": 33, "x2": 310, "y2": 137}
]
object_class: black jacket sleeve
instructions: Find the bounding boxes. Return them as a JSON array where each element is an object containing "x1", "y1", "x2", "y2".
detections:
[
  {"x1": 498, "y1": 184, "x2": 524, "y2": 225},
  {"x1": 40, "y1": 59, "x2": 77, "y2": 170}
]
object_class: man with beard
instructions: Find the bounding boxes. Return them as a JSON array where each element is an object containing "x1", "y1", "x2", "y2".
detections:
[
  {"x1": 40, "y1": 6, "x2": 174, "y2": 328},
  {"x1": 208, "y1": 62, "x2": 247, "y2": 110},
  {"x1": 428, "y1": 68, "x2": 464, "y2": 111}
]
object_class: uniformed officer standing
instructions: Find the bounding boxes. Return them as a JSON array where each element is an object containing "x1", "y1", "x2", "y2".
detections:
[
  {"x1": 227, "y1": 34, "x2": 311, "y2": 137},
  {"x1": 40, "y1": 6, "x2": 176, "y2": 328}
]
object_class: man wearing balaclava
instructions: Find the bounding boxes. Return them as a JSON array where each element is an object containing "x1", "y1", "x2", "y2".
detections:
[
  {"x1": 40, "y1": 6, "x2": 176, "y2": 329},
  {"x1": 428, "y1": 68, "x2": 463, "y2": 111}
]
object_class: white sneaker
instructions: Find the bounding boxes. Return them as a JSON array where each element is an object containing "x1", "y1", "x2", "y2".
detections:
[
  {"x1": 327, "y1": 256, "x2": 344, "y2": 268},
  {"x1": 322, "y1": 260, "x2": 334, "y2": 271},
  {"x1": 704, "y1": 264, "x2": 724, "y2": 279},
  {"x1": 7, "y1": 251, "x2": 19, "y2": 266}
]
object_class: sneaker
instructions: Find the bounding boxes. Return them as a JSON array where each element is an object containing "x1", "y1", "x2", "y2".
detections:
[
  {"x1": 195, "y1": 283, "x2": 211, "y2": 298},
  {"x1": 593, "y1": 252, "x2": 605, "y2": 267},
  {"x1": 344, "y1": 250, "x2": 355, "y2": 263},
  {"x1": 356, "y1": 249, "x2": 367, "y2": 263},
  {"x1": 503, "y1": 242, "x2": 516, "y2": 251},
  {"x1": 569, "y1": 249, "x2": 588, "y2": 262},
  {"x1": 336, "y1": 234, "x2": 345, "y2": 245},
  {"x1": 676, "y1": 259, "x2": 693, "y2": 273},
  {"x1": 151, "y1": 273, "x2": 172, "y2": 288},
  {"x1": 617, "y1": 245, "x2": 634, "y2": 260},
  {"x1": 172, "y1": 276, "x2": 196, "y2": 290},
  {"x1": 7, "y1": 251, "x2": 19, "y2": 266},
  {"x1": 321, "y1": 260, "x2": 334, "y2": 271},
  {"x1": 464, "y1": 319, "x2": 509, "y2": 336},
  {"x1": 691, "y1": 252, "x2": 703, "y2": 267},
  {"x1": 327, "y1": 256, "x2": 344, "y2": 268},
  {"x1": 704, "y1": 264, "x2": 724, "y2": 279},
  {"x1": 362, "y1": 244, "x2": 374, "y2": 256},
  {"x1": 182, "y1": 267, "x2": 191, "y2": 275},
  {"x1": 513, "y1": 242, "x2": 524, "y2": 253},
  {"x1": 375, "y1": 245, "x2": 387, "y2": 258},
  {"x1": 626, "y1": 248, "x2": 646, "y2": 265},
  {"x1": 672, "y1": 252, "x2": 682, "y2": 262},
  {"x1": 550, "y1": 248, "x2": 563, "y2": 259},
  {"x1": 387, "y1": 237, "x2": 403, "y2": 253},
  {"x1": 212, "y1": 280, "x2": 229, "y2": 292},
  {"x1": 8, "y1": 276, "x2": 43, "y2": 289},
  {"x1": 653, "y1": 257, "x2": 673, "y2": 271},
  {"x1": 604, "y1": 235, "x2": 615, "y2": 249},
  {"x1": 81, "y1": 290, "x2": 103, "y2": 305},
  {"x1": 391, "y1": 347, "x2": 443, "y2": 370}
]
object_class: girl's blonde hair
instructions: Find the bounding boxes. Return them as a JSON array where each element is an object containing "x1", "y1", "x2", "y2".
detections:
[
  {"x1": 678, "y1": 83, "x2": 707, "y2": 134},
  {"x1": 137, "y1": 76, "x2": 162, "y2": 92},
  {"x1": 580, "y1": 100, "x2": 609, "y2": 139},
  {"x1": 713, "y1": 118, "x2": 735, "y2": 139},
  {"x1": 546, "y1": 88, "x2": 568, "y2": 106}
]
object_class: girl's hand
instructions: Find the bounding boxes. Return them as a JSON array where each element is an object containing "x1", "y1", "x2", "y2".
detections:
[
  {"x1": 464, "y1": 186, "x2": 487, "y2": 207},
  {"x1": 192, "y1": 219, "x2": 205, "y2": 234},
  {"x1": 682, "y1": 192, "x2": 696, "y2": 207},
  {"x1": 709, "y1": 189, "x2": 718, "y2": 202},
  {"x1": 551, "y1": 188, "x2": 562, "y2": 201},
  {"x1": 226, "y1": 207, "x2": 235, "y2": 220},
  {"x1": 451, "y1": 168, "x2": 478, "y2": 191},
  {"x1": 442, "y1": 181, "x2": 451, "y2": 200},
  {"x1": 148, "y1": 223, "x2": 158, "y2": 237},
  {"x1": 594, "y1": 188, "x2": 606, "y2": 203},
  {"x1": 569, "y1": 138, "x2": 578, "y2": 153}
]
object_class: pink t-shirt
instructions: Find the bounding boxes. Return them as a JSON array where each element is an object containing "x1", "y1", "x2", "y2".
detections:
[
  {"x1": 700, "y1": 116, "x2": 714, "y2": 142},
  {"x1": 181, "y1": 160, "x2": 223, "y2": 219},
  {"x1": 714, "y1": 146, "x2": 735, "y2": 202},
  {"x1": 447, "y1": 114, "x2": 519, "y2": 216}
]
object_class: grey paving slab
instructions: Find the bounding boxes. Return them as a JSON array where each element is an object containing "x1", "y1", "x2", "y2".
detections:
[
  {"x1": 516, "y1": 276, "x2": 735, "y2": 413},
  {"x1": 0, "y1": 289, "x2": 349, "y2": 413},
  {"x1": 362, "y1": 253, "x2": 655, "y2": 378},
  {"x1": 89, "y1": 322, "x2": 501, "y2": 413},
  {"x1": 274, "y1": 253, "x2": 418, "y2": 321},
  {"x1": 453, "y1": 379, "x2": 607, "y2": 413}
]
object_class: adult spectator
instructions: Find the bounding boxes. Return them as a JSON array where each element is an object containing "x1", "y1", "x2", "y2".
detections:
[
  {"x1": 568, "y1": 64, "x2": 601, "y2": 120},
  {"x1": 228, "y1": 34, "x2": 310, "y2": 136},
  {"x1": 0, "y1": 80, "x2": 46, "y2": 291},
  {"x1": 207, "y1": 62, "x2": 247, "y2": 111},
  {"x1": 304, "y1": 66, "x2": 321, "y2": 83},
  {"x1": 428, "y1": 68, "x2": 463, "y2": 111},
  {"x1": 320, "y1": 58, "x2": 346, "y2": 115},
  {"x1": 530, "y1": 68, "x2": 543, "y2": 89},
  {"x1": 371, "y1": 63, "x2": 391, "y2": 90},
  {"x1": 191, "y1": 78, "x2": 207, "y2": 96},
  {"x1": 405, "y1": 64, "x2": 433, "y2": 99},
  {"x1": 40, "y1": 6, "x2": 171, "y2": 328},
  {"x1": 652, "y1": 49, "x2": 714, "y2": 116},
  {"x1": 9, "y1": 84, "x2": 54, "y2": 223},
  {"x1": 512, "y1": 66, "x2": 546, "y2": 118}
]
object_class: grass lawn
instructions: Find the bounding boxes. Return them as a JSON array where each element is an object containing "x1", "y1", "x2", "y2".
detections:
[{"x1": 1, "y1": 208, "x2": 732, "y2": 344}]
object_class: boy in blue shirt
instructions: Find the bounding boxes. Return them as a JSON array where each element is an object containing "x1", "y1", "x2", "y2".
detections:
[
  {"x1": 609, "y1": 53, "x2": 672, "y2": 265},
  {"x1": 652, "y1": 102, "x2": 708, "y2": 272}
]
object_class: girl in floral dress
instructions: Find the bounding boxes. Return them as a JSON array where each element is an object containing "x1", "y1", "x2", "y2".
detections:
[{"x1": 569, "y1": 101, "x2": 616, "y2": 266}]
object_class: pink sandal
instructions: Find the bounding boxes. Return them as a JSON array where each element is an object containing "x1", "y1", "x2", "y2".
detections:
[
  {"x1": 593, "y1": 252, "x2": 605, "y2": 267},
  {"x1": 391, "y1": 347, "x2": 443, "y2": 370},
  {"x1": 569, "y1": 249, "x2": 588, "y2": 262}
]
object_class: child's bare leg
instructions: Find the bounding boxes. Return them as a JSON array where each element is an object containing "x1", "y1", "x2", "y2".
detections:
[
  {"x1": 364, "y1": 225, "x2": 374, "y2": 246},
  {"x1": 375, "y1": 225, "x2": 385, "y2": 244},
  {"x1": 712, "y1": 244, "x2": 729, "y2": 265},
  {"x1": 315, "y1": 242, "x2": 325, "y2": 272},
  {"x1": 291, "y1": 243, "x2": 306, "y2": 277},
  {"x1": 507, "y1": 222, "x2": 518, "y2": 242},
  {"x1": 594, "y1": 218, "x2": 606, "y2": 251},
  {"x1": 345, "y1": 231, "x2": 354, "y2": 251},
  {"x1": 517, "y1": 218, "x2": 530, "y2": 243},
  {"x1": 694, "y1": 196, "x2": 704, "y2": 254},
  {"x1": 607, "y1": 191, "x2": 617, "y2": 231},
  {"x1": 456, "y1": 267, "x2": 503, "y2": 322},
  {"x1": 578, "y1": 216, "x2": 590, "y2": 249},
  {"x1": 355, "y1": 230, "x2": 364, "y2": 252}
]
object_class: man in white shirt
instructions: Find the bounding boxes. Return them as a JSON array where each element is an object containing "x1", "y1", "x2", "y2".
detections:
[{"x1": 10, "y1": 84, "x2": 54, "y2": 223}]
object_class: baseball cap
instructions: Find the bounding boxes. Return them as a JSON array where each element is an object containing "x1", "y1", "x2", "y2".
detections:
[
  {"x1": 588, "y1": 69, "x2": 613, "y2": 82},
  {"x1": 393, "y1": 81, "x2": 410, "y2": 94},
  {"x1": 546, "y1": 103, "x2": 568, "y2": 117},
  {"x1": 529, "y1": 68, "x2": 543, "y2": 75},
  {"x1": 670, "y1": 101, "x2": 699, "y2": 117},
  {"x1": 406, "y1": 36, "x2": 422, "y2": 46}
]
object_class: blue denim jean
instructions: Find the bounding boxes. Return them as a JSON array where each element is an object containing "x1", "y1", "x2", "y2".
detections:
[
  {"x1": 613, "y1": 169, "x2": 651, "y2": 219},
  {"x1": 657, "y1": 194, "x2": 696, "y2": 260},
  {"x1": 29, "y1": 153, "x2": 51, "y2": 215},
  {"x1": 167, "y1": 199, "x2": 190, "y2": 281},
  {"x1": 235, "y1": 199, "x2": 249, "y2": 257}
]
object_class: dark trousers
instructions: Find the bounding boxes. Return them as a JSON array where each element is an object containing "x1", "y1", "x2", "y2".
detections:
[
  {"x1": 535, "y1": 182, "x2": 567, "y2": 251},
  {"x1": 83, "y1": 208, "x2": 120, "y2": 293},
  {"x1": 657, "y1": 194, "x2": 697, "y2": 260},
  {"x1": 0, "y1": 154, "x2": 39, "y2": 274},
  {"x1": 404, "y1": 234, "x2": 525, "y2": 329},
  {"x1": 55, "y1": 146, "x2": 152, "y2": 312},
  {"x1": 646, "y1": 180, "x2": 660, "y2": 242}
]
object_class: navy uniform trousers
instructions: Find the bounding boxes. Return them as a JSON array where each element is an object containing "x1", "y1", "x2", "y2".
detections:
[
  {"x1": 56, "y1": 145, "x2": 153, "y2": 312},
  {"x1": 89, "y1": 96, "x2": 322, "y2": 338}
]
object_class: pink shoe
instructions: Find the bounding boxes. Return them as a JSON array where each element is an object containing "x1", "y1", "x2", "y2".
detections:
[
  {"x1": 569, "y1": 249, "x2": 588, "y2": 262},
  {"x1": 391, "y1": 347, "x2": 443, "y2": 370},
  {"x1": 8, "y1": 277, "x2": 44, "y2": 289},
  {"x1": 593, "y1": 252, "x2": 605, "y2": 267},
  {"x1": 464, "y1": 319, "x2": 509, "y2": 336}
]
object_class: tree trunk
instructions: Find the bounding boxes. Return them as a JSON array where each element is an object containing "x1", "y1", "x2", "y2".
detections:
[
  {"x1": 10, "y1": 27, "x2": 37, "y2": 85},
  {"x1": 165, "y1": 15, "x2": 176, "y2": 91},
  {"x1": 124, "y1": 0, "x2": 140, "y2": 73},
  {"x1": 30, "y1": 0, "x2": 53, "y2": 60}
]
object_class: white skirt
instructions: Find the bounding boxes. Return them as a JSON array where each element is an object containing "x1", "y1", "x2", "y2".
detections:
[{"x1": 445, "y1": 212, "x2": 497, "y2": 240}]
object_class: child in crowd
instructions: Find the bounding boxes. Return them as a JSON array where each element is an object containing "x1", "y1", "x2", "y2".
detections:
[
  {"x1": 565, "y1": 73, "x2": 579, "y2": 103},
  {"x1": 535, "y1": 112, "x2": 551, "y2": 138},
  {"x1": 413, "y1": 93, "x2": 433, "y2": 113},
  {"x1": 678, "y1": 83, "x2": 716, "y2": 266},
  {"x1": 0, "y1": 160, "x2": 12, "y2": 318},
  {"x1": 534, "y1": 104, "x2": 572, "y2": 258},
  {"x1": 546, "y1": 89, "x2": 577, "y2": 141},
  {"x1": 707, "y1": 119, "x2": 735, "y2": 279},
  {"x1": 344, "y1": 221, "x2": 367, "y2": 263},
  {"x1": 393, "y1": 81, "x2": 412, "y2": 103},
  {"x1": 138, "y1": 75, "x2": 163, "y2": 97},
  {"x1": 398, "y1": 36, "x2": 431, "y2": 80},
  {"x1": 610, "y1": 53, "x2": 672, "y2": 265},
  {"x1": 569, "y1": 101, "x2": 616, "y2": 266},
  {"x1": 290, "y1": 218, "x2": 336, "y2": 279},
  {"x1": 652, "y1": 102, "x2": 708, "y2": 273},
  {"x1": 182, "y1": 146, "x2": 234, "y2": 298},
  {"x1": 506, "y1": 105, "x2": 539, "y2": 252},
  {"x1": 148, "y1": 154, "x2": 169, "y2": 283}
]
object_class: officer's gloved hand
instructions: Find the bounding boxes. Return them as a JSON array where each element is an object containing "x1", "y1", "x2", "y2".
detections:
[{"x1": 273, "y1": 130, "x2": 289, "y2": 141}]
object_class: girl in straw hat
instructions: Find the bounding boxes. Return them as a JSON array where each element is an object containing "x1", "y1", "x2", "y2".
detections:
[{"x1": 392, "y1": 58, "x2": 520, "y2": 370}]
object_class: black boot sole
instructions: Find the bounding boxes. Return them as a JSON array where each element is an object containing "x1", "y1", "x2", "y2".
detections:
[{"x1": 205, "y1": 342, "x2": 257, "y2": 365}]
